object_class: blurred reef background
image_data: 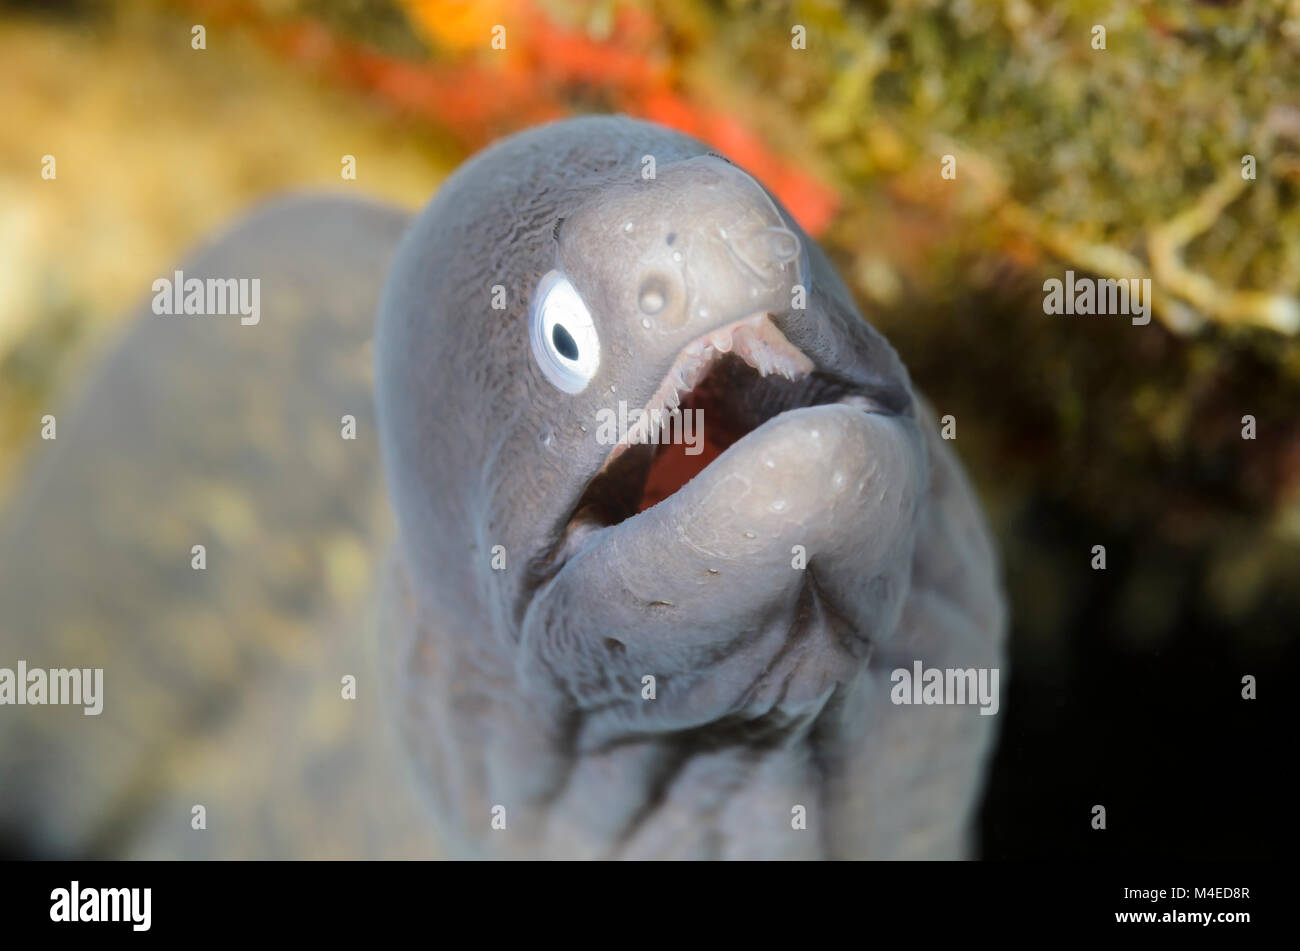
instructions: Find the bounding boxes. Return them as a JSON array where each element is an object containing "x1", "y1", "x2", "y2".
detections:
[{"x1": 1, "y1": 0, "x2": 1295, "y2": 857}]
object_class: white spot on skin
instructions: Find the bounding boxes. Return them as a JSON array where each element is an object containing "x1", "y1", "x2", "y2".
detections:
[
  {"x1": 764, "y1": 459, "x2": 775, "y2": 468},
  {"x1": 833, "y1": 471, "x2": 845, "y2": 488},
  {"x1": 624, "y1": 221, "x2": 634, "y2": 232},
  {"x1": 672, "y1": 251, "x2": 683, "y2": 263},
  {"x1": 641, "y1": 318, "x2": 651, "y2": 329},
  {"x1": 771, "y1": 499, "x2": 786, "y2": 512},
  {"x1": 743, "y1": 530, "x2": 756, "y2": 539}
]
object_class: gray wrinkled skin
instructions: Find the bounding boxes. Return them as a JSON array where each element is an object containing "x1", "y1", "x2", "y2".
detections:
[{"x1": 376, "y1": 116, "x2": 1007, "y2": 859}]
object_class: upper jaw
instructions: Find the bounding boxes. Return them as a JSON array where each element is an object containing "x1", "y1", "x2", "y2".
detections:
[{"x1": 602, "y1": 296, "x2": 907, "y2": 463}]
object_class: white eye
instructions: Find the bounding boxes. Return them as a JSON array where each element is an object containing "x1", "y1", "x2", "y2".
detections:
[{"x1": 530, "y1": 270, "x2": 600, "y2": 394}]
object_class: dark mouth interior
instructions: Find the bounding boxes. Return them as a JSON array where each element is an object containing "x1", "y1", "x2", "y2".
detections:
[{"x1": 571, "y1": 354, "x2": 863, "y2": 529}]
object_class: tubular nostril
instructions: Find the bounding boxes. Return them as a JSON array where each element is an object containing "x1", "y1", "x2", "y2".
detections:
[
  {"x1": 730, "y1": 225, "x2": 803, "y2": 281},
  {"x1": 760, "y1": 227, "x2": 800, "y2": 264}
]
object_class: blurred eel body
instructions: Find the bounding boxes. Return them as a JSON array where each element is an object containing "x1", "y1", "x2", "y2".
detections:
[
  {"x1": 0, "y1": 116, "x2": 1005, "y2": 860},
  {"x1": 0, "y1": 197, "x2": 432, "y2": 858}
]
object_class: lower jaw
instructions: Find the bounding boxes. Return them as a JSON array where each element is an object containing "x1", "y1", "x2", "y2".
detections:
[
  {"x1": 575, "y1": 352, "x2": 897, "y2": 530},
  {"x1": 636, "y1": 386, "x2": 888, "y2": 516}
]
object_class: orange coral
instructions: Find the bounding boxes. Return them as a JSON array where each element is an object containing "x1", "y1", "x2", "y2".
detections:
[{"x1": 174, "y1": 0, "x2": 839, "y2": 234}]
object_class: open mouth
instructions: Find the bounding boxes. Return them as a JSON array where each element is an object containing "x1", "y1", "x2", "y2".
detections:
[{"x1": 570, "y1": 314, "x2": 884, "y2": 530}]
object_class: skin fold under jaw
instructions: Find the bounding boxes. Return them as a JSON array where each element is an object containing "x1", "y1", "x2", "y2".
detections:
[{"x1": 375, "y1": 115, "x2": 1007, "y2": 860}]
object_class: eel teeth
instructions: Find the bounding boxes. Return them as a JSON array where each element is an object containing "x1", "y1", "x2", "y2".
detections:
[{"x1": 613, "y1": 313, "x2": 814, "y2": 456}]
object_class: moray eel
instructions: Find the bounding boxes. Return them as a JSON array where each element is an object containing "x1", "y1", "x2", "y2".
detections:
[
  {"x1": 0, "y1": 116, "x2": 1004, "y2": 860},
  {"x1": 375, "y1": 116, "x2": 1007, "y2": 859}
]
